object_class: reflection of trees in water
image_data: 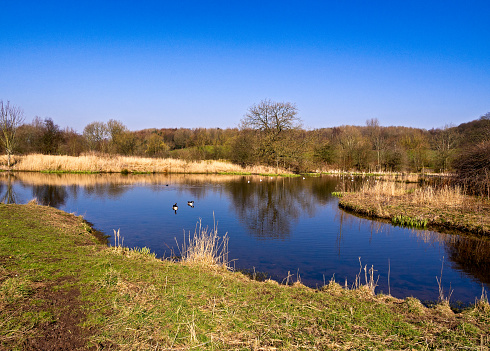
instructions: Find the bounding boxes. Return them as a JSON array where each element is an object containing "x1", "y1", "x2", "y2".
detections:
[
  {"x1": 32, "y1": 185, "x2": 67, "y2": 208},
  {"x1": 445, "y1": 236, "x2": 490, "y2": 286},
  {"x1": 226, "y1": 177, "x2": 317, "y2": 239},
  {"x1": 84, "y1": 183, "x2": 128, "y2": 199},
  {"x1": 0, "y1": 173, "x2": 17, "y2": 204},
  {"x1": 337, "y1": 207, "x2": 490, "y2": 289},
  {"x1": 309, "y1": 176, "x2": 341, "y2": 205}
]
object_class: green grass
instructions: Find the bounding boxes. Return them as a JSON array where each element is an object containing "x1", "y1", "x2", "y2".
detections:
[
  {"x1": 0, "y1": 203, "x2": 489, "y2": 350},
  {"x1": 39, "y1": 170, "x2": 101, "y2": 174},
  {"x1": 391, "y1": 215, "x2": 428, "y2": 228},
  {"x1": 218, "y1": 171, "x2": 252, "y2": 175}
]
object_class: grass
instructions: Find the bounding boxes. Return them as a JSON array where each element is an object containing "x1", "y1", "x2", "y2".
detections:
[
  {"x1": 392, "y1": 215, "x2": 428, "y2": 228},
  {"x1": 338, "y1": 180, "x2": 490, "y2": 235},
  {"x1": 1, "y1": 203, "x2": 489, "y2": 350},
  {"x1": 177, "y1": 219, "x2": 229, "y2": 268},
  {"x1": 2, "y1": 153, "x2": 292, "y2": 175}
]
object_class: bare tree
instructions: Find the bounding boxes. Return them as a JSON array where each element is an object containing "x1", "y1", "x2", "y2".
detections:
[
  {"x1": 240, "y1": 99, "x2": 302, "y2": 168},
  {"x1": 241, "y1": 99, "x2": 301, "y2": 137},
  {"x1": 83, "y1": 121, "x2": 109, "y2": 152},
  {"x1": 366, "y1": 118, "x2": 385, "y2": 171},
  {"x1": 0, "y1": 101, "x2": 25, "y2": 168}
]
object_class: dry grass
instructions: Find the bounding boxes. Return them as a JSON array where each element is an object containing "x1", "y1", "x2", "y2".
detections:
[
  {"x1": 339, "y1": 180, "x2": 490, "y2": 235},
  {"x1": 360, "y1": 181, "x2": 465, "y2": 208},
  {"x1": 178, "y1": 219, "x2": 229, "y2": 268},
  {"x1": 5, "y1": 153, "x2": 290, "y2": 175}
]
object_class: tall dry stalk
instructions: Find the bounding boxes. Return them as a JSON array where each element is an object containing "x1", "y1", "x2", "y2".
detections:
[
  {"x1": 113, "y1": 229, "x2": 124, "y2": 248},
  {"x1": 353, "y1": 257, "x2": 379, "y2": 294},
  {"x1": 436, "y1": 256, "x2": 453, "y2": 304}
]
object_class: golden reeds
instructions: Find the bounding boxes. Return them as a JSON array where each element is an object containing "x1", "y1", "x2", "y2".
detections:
[
  {"x1": 359, "y1": 181, "x2": 465, "y2": 208},
  {"x1": 339, "y1": 178, "x2": 490, "y2": 235},
  {"x1": 7, "y1": 154, "x2": 289, "y2": 175}
]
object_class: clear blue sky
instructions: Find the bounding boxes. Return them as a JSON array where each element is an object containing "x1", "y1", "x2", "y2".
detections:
[{"x1": 1, "y1": 0, "x2": 489, "y2": 132}]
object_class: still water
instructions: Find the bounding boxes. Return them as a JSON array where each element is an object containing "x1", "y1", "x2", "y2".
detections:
[{"x1": 1, "y1": 172, "x2": 488, "y2": 304}]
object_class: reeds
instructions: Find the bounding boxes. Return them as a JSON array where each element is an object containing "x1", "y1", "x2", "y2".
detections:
[
  {"x1": 178, "y1": 219, "x2": 229, "y2": 268},
  {"x1": 9, "y1": 153, "x2": 289, "y2": 175},
  {"x1": 475, "y1": 287, "x2": 490, "y2": 313},
  {"x1": 353, "y1": 257, "x2": 379, "y2": 295},
  {"x1": 359, "y1": 180, "x2": 465, "y2": 208},
  {"x1": 436, "y1": 256, "x2": 453, "y2": 305}
]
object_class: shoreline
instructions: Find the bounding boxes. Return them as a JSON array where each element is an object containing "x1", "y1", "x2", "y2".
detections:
[
  {"x1": 336, "y1": 188, "x2": 490, "y2": 237},
  {"x1": 1, "y1": 203, "x2": 489, "y2": 349}
]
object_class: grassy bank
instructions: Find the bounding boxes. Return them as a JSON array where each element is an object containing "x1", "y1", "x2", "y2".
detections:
[
  {"x1": 1, "y1": 154, "x2": 291, "y2": 175},
  {"x1": 337, "y1": 181, "x2": 490, "y2": 235},
  {"x1": 1, "y1": 204, "x2": 489, "y2": 350}
]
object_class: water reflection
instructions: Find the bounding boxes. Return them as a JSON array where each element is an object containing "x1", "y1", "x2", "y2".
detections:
[
  {"x1": 0, "y1": 171, "x2": 489, "y2": 302},
  {"x1": 446, "y1": 236, "x2": 490, "y2": 286},
  {"x1": 31, "y1": 184, "x2": 67, "y2": 207},
  {"x1": 225, "y1": 177, "x2": 318, "y2": 239},
  {"x1": 0, "y1": 173, "x2": 17, "y2": 204}
]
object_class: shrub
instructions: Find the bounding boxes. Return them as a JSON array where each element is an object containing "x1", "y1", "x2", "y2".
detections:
[{"x1": 453, "y1": 141, "x2": 490, "y2": 197}]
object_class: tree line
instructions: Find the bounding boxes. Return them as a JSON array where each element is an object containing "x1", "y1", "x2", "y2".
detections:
[{"x1": 1, "y1": 99, "x2": 489, "y2": 193}]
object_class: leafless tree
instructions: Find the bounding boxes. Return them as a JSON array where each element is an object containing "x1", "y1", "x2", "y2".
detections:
[
  {"x1": 240, "y1": 100, "x2": 303, "y2": 168},
  {"x1": 0, "y1": 101, "x2": 25, "y2": 168},
  {"x1": 366, "y1": 118, "x2": 386, "y2": 171},
  {"x1": 83, "y1": 121, "x2": 109, "y2": 152},
  {"x1": 241, "y1": 99, "x2": 301, "y2": 137}
]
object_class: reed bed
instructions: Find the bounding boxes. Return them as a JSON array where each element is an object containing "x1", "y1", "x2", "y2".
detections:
[
  {"x1": 359, "y1": 181, "x2": 465, "y2": 208},
  {"x1": 7, "y1": 154, "x2": 290, "y2": 175},
  {"x1": 339, "y1": 180, "x2": 490, "y2": 235}
]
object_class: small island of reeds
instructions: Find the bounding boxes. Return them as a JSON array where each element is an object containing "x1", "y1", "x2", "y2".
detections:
[{"x1": 337, "y1": 180, "x2": 490, "y2": 236}]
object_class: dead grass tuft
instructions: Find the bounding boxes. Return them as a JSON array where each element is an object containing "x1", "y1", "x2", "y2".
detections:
[
  {"x1": 475, "y1": 288, "x2": 490, "y2": 313},
  {"x1": 178, "y1": 219, "x2": 229, "y2": 269},
  {"x1": 403, "y1": 297, "x2": 426, "y2": 315},
  {"x1": 322, "y1": 281, "x2": 344, "y2": 296},
  {"x1": 26, "y1": 198, "x2": 39, "y2": 205},
  {"x1": 434, "y1": 301, "x2": 455, "y2": 317}
]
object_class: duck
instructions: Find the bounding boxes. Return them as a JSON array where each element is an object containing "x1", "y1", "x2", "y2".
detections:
[
  {"x1": 172, "y1": 203, "x2": 178, "y2": 213},
  {"x1": 187, "y1": 201, "x2": 194, "y2": 207}
]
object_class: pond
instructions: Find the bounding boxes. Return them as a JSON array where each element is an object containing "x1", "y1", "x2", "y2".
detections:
[{"x1": 1, "y1": 172, "x2": 489, "y2": 305}]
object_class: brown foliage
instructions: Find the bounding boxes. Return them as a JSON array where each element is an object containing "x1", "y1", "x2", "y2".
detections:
[{"x1": 453, "y1": 141, "x2": 490, "y2": 197}]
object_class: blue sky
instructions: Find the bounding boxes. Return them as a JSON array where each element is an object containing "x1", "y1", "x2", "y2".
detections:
[{"x1": 1, "y1": 1, "x2": 489, "y2": 132}]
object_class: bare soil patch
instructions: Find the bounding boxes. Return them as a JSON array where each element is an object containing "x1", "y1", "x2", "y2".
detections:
[{"x1": 2, "y1": 278, "x2": 95, "y2": 351}]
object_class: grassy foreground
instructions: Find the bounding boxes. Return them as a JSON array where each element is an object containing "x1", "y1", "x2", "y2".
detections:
[
  {"x1": 337, "y1": 181, "x2": 490, "y2": 236},
  {"x1": 1, "y1": 204, "x2": 489, "y2": 350}
]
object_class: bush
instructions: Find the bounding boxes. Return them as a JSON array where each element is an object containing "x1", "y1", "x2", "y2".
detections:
[{"x1": 453, "y1": 141, "x2": 490, "y2": 197}]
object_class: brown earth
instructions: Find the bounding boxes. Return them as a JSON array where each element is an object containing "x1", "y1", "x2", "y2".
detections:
[{"x1": 1, "y1": 277, "x2": 96, "y2": 351}]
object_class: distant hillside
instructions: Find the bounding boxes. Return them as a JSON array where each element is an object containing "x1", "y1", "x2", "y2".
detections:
[{"x1": 456, "y1": 113, "x2": 490, "y2": 147}]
